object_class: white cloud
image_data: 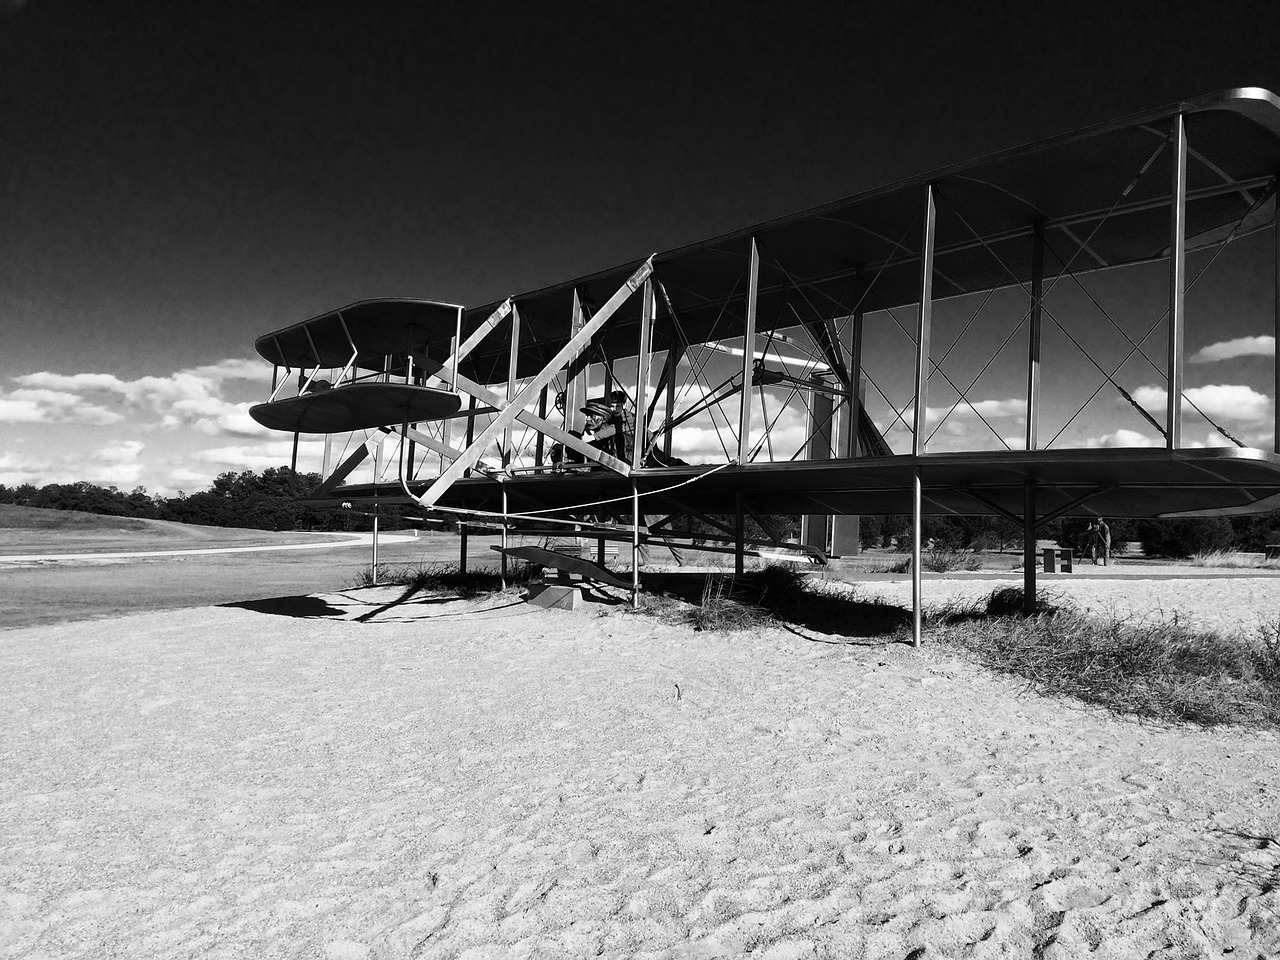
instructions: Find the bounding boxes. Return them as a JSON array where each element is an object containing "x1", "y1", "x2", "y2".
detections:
[
  {"x1": 1130, "y1": 383, "x2": 1271, "y2": 423},
  {"x1": 11, "y1": 357, "x2": 268, "y2": 436},
  {"x1": 1082, "y1": 428, "x2": 1162, "y2": 448},
  {"x1": 0, "y1": 386, "x2": 123, "y2": 425},
  {"x1": 0, "y1": 440, "x2": 145, "y2": 488},
  {"x1": 925, "y1": 397, "x2": 1025, "y2": 421},
  {"x1": 192, "y1": 439, "x2": 328, "y2": 471},
  {"x1": 1190, "y1": 335, "x2": 1275, "y2": 363}
]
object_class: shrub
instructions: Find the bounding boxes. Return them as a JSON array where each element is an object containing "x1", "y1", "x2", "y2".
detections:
[{"x1": 1136, "y1": 518, "x2": 1234, "y2": 559}]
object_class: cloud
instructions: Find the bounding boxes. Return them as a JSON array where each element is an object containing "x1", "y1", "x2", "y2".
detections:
[
  {"x1": 0, "y1": 440, "x2": 145, "y2": 488},
  {"x1": 1190, "y1": 336, "x2": 1275, "y2": 363},
  {"x1": 192, "y1": 439, "x2": 328, "y2": 471},
  {"x1": 1082, "y1": 428, "x2": 1163, "y2": 448},
  {"x1": 12, "y1": 358, "x2": 269, "y2": 436},
  {"x1": 1130, "y1": 384, "x2": 1271, "y2": 423},
  {"x1": 925, "y1": 397, "x2": 1025, "y2": 422},
  {"x1": 0, "y1": 387, "x2": 123, "y2": 425}
]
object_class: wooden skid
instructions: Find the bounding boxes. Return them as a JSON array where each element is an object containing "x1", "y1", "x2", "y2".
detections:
[{"x1": 494, "y1": 545, "x2": 631, "y2": 589}]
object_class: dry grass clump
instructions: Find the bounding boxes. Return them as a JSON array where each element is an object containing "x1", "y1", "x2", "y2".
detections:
[
  {"x1": 890, "y1": 545, "x2": 983, "y2": 574},
  {"x1": 1188, "y1": 549, "x2": 1280, "y2": 570},
  {"x1": 683, "y1": 565, "x2": 908, "y2": 636},
  {"x1": 934, "y1": 588, "x2": 1280, "y2": 727},
  {"x1": 350, "y1": 560, "x2": 536, "y2": 597}
]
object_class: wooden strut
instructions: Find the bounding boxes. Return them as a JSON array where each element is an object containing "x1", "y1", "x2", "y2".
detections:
[{"x1": 412, "y1": 258, "x2": 654, "y2": 508}]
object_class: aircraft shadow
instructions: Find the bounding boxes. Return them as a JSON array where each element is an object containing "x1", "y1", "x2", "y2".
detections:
[
  {"x1": 221, "y1": 595, "x2": 350, "y2": 619},
  {"x1": 642, "y1": 572, "x2": 912, "y2": 641}
]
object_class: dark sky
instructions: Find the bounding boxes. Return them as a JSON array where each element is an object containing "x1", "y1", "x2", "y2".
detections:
[
  {"x1": 6, "y1": 0, "x2": 1280, "y2": 376},
  {"x1": 5, "y1": 1, "x2": 1280, "y2": 490}
]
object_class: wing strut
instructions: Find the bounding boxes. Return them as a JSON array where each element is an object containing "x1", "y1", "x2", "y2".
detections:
[{"x1": 410, "y1": 258, "x2": 654, "y2": 508}]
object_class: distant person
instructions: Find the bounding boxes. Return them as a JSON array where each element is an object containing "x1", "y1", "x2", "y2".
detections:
[{"x1": 1088, "y1": 518, "x2": 1111, "y2": 565}]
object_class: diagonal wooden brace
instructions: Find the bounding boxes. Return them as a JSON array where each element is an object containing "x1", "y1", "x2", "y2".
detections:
[
  {"x1": 414, "y1": 258, "x2": 653, "y2": 506},
  {"x1": 395, "y1": 424, "x2": 502, "y2": 473},
  {"x1": 312, "y1": 432, "x2": 389, "y2": 498},
  {"x1": 446, "y1": 371, "x2": 631, "y2": 474}
]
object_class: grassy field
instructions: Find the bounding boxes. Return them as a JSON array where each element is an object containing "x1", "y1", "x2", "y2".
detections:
[{"x1": 0, "y1": 506, "x2": 496, "y2": 630}]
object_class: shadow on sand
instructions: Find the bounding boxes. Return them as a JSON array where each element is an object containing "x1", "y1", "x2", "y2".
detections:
[
  {"x1": 221, "y1": 595, "x2": 351, "y2": 619},
  {"x1": 642, "y1": 572, "x2": 912, "y2": 642}
]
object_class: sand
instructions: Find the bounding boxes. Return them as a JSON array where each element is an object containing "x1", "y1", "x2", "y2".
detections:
[{"x1": 3, "y1": 579, "x2": 1280, "y2": 959}]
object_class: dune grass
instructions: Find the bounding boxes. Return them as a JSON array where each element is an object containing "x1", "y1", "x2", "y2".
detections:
[
  {"x1": 931, "y1": 588, "x2": 1280, "y2": 727},
  {"x1": 350, "y1": 560, "x2": 537, "y2": 596},
  {"x1": 889, "y1": 545, "x2": 983, "y2": 574},
  {"x1": 1187, "y1": 549, "x2": 1280, "y2": 570}
]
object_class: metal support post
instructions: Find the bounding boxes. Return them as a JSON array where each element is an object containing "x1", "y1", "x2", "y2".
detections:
[
  {"x1": 452, "y1": 305, "x2": 464, "y2": 391},
  {"x1": 802, "y1": 374, "x2": 834, "y2": 553},
  {"x1": 500, "y1": 486, "x2": 509, "y2": 589},
  {"x1": 913, "y1": 186, "x2": 937, "y2": 457},
  {"x1": 463, "y1": 396, "x2": 477, "y2": 478},
  {"x1": 663, "y1": 343, "x2": 682, "y2": 458},
  {"x1": 631, "y1": 482, "x2": 641, "y2": 608},
  {"x1": 1274, "y1": 195, "x2": 1279, "y2": 454},
  {"x1": 1027, "y1": 222, "x2": 1044, "y2": 450},
  {"x1": 738, "y1": 238, "x2": 760, "y2": 462},
  {"x1": 536, "y1": 385, "x2": 548, "y2": 465},
  {"x1": 1023, "y1": 483, "x2": 1037, "y2": 617},
  {"x1": 504, "y1": 304, "x2": 521, "y2": 470},
  {"x1": 459, "y1": 522, "x2": 468, "y2": 575},
  {"x1": 911, "y1": 469, "x2": 922, "y2": 649},
  {"x1": 566, "y1": 290, "x2": 589, "y2": 436},
  {"x1": 1167, "y1": 113, "x2": 1187, "y2": 449},
  {"x1": 832, "y1": 296, "x2": 863, "y2": 555},
  {"x1": 734, "y1": 492, "x2": 746, "y2": 577},
  {"x1": 634, "y1": 280, "x2": 655, "y2": 470}
]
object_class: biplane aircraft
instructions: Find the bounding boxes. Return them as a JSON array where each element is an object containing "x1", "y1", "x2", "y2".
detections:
[{"x1": 250, "y1": 87, "x2": 1280, "y2": 643}]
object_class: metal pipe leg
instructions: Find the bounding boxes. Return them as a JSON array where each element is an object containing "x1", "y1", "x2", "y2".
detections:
[
  {"x1": 1023, "y1": 483, "x2": 1037, "y2": 616},
  {"x1": 912, "y1": 470, "x2": 922, "y2": 648},
  {"x1": 631, "y1": 482, "x2": 641, "y2": 608},
  {"x1": 501, "y1": 487, "x2": 509, "y2": 589}
]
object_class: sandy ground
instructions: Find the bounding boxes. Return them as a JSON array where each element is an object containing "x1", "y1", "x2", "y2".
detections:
[{"x1": 4, "y1": 577, "x2": 1280, "y2": 958}]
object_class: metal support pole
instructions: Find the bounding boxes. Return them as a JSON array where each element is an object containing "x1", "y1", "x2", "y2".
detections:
[
  {"x1": 1023, "y1": 483, "x2": 1037, "y2": 617},
  {"x1": 1027, "y1": 222, "x2": 1045, "y2": 450},
  {"x1": 1274, "y1": 196, "x2": 1279, "y2": 455},
  {"x1": 459, "y1": 522, "x2": 468, "y2": 575},
  {"x1": 738, "y1": 238, "x2": 760, "y2": 463},
  {"x1": 504, "y1": 304, "x2": 521, "y2": 470},
  {"x1": 535, "y1": 385, "x2": 548, "y2": 466},
  {"x1": 634, "y1": 280, "x2": 655, "y2": 470},
  {"x1": 1167, "y1": 113, "x2": 1187, "y2": 449},
  {"x1": 500, "y1": 487, "x2": 509, "y2": 589},
  {"x1": 463, "y1": 396, "x2": 477, "y2": 478},
  {"x1": 802, "y1": 374, "x2": 834, "y2": 553},
  {"x1": 631, "y1": 482, "x2": 641, "y2": 608},
  {"x1": 911, "y1": 469, "x2": 922, "y2": 649},
  {"x1": 566, "y1": 289, "x2": 589, "y2": 436},
  {"x1": 663, "y1": 344, "x2": 681, "y2": 458},
  {"x1": 832, "y1": 294, "x2": 863, "y2": 555},
  {"x1": 913, "y1": 186, "x2": 937, "y2": 457},
  {"x1": 371, "y1": 507, "x2": 379, "y2": 582},
  {"x1": 452, "y1": 306, "x2": 463, "y2": 391},
  {"x1": 734, "y1": 492, "x2": 745, "y2": 577}
]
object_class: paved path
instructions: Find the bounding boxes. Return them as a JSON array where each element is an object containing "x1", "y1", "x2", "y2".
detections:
[{"x1": 0, "y1": 532, "x2": 422, "y2": 563}]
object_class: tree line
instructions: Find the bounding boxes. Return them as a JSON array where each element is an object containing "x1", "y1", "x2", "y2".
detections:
[
  {"x1": 0, "y1": 469, "x2": 407, "y2": 533},
  {"x1": 4, "y1": 470, "x2": 1280, "y2": 557}
]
